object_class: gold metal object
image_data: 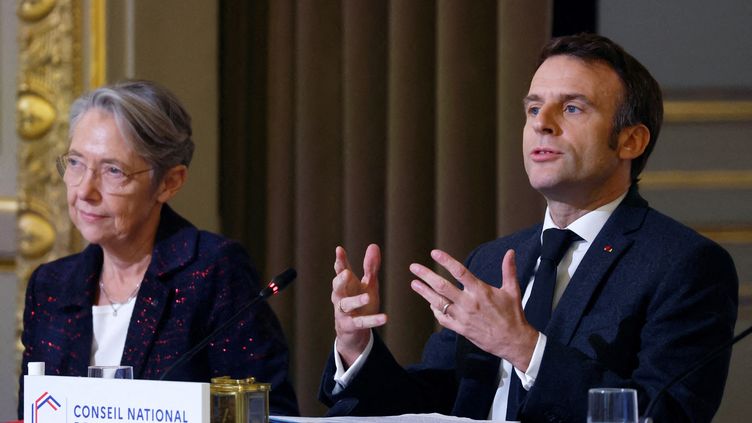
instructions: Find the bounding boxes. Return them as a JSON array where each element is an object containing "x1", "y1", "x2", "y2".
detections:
[
  {"x1": 0, "y1": 198, "x2": 18, "y2": 271},
  {"x1": 89, "y1": 0, "x2": 106, "y2": 87},
  {"x1": 16, "y1": 91, "x2": 57, "y2": 139},
  {"x1": 16, "y1": 0, "x2": 56, "y2": 22},
  {"x1": 697, "y1": 227, "x2": 752, "y2": 245},
  {"x1": 641, "y1": 170, "x2": 752, "y2": 190},
  {"x1": 16, "y1": 0, "x2": 84, "y2": 279},
  {"x1": 210, "y1": 376, "x2": 270, "y2": 423},
  {"x1": 664, "y1": 100, "x2": 752, "y2": 123},
  {"x1": 16, "y1": 0, "x2": 85, "y2": 361}
]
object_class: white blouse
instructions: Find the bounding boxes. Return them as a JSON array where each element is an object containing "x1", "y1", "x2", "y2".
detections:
[{"x1": 90, "y1": 300, "x2": 136, "y2": 366}]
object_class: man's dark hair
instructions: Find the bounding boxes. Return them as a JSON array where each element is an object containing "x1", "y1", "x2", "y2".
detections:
[{"x1": 538, "y1": 33, "x2": 663, "y2": 183}]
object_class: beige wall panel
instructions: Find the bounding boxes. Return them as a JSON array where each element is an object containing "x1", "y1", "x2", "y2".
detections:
[
  {"x1": 0, "y1": 3, "x2": 19, "y2": 419},
  {"x1": 108, "y1": 0, "x2": 220, "y2": 232}
]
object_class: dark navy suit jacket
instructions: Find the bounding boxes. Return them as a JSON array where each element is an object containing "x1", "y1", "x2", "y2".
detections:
[
  {"x1": 320, "y1": 188, "x2": 738, "y2": 422},
  {"x1": 19, "y1": 205, "x2": 299, "y2": 417}
]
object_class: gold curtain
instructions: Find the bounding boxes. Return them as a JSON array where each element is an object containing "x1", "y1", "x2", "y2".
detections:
[{"x1": 219, "y1": 0, "x2": 551, "y2": 415}]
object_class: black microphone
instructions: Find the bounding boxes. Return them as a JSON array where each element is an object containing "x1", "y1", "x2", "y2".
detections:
[
  {"x1": 642, "y1": 323, "x2": 752, "y2": 421},
  {"x1": 158, "y1": 267, "x2": 297, "y2": 380}
]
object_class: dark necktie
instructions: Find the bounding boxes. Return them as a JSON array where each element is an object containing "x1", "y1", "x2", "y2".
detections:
[
  {"x1": 506, "y1": 228, "x2": 582, "y2": 420},
  {"x1": 524, "y1": 228, "x2": 582, "y2": 331}
]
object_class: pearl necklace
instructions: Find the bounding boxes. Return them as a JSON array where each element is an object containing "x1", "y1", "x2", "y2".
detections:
[{"x1": 99, "y1": 280, "x2": 141, "y2": 317}]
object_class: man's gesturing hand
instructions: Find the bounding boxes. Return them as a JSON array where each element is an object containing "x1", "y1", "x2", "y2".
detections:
[
  {"x1": 332, "y1": 243, "x2": 387, "y2": 367},
  {"x1": 409, "y1": 249, "x2": 539, "y2": 371}
]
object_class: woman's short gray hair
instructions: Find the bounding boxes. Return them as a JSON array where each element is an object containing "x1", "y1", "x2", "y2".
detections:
[{"x1": 69, "y1": 80, "x2": 195, "y2": 183}]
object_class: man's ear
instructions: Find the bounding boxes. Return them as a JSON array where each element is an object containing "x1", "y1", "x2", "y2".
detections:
[
  {"x1": 156, "y1": 165, "x2": 188, "y2": 203},
  {"x1": 617, "y1": 124, "x2": 650, "y2": 160}
]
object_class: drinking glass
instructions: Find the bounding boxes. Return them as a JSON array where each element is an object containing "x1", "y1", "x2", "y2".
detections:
[
  {"x1": 588, "y1": 388, "x2": 638, "y2": 423},
  {"x1": 87, "y1": 365, "x2": 134, "y2": 379}
]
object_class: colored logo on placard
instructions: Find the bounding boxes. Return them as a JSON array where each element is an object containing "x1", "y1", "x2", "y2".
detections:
[{"x1": 31, "y1": 391, "x2": 61, "y2": 423}]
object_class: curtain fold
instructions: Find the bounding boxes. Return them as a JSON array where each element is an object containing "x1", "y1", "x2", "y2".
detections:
[
  {"x1": 436, "y1": 0, "x2": 498, "y2": 261},
  {"x1": 497, "y1": 0, "x2": 550, "y2": 233},
  {"x1": 293, "y1": 0, "x2": 343, "y2": 414},
  {"x1": 383, "y1": 0, "x2": 438, "y2": 366},
  {"x1": 266, "y1": 0, "x2": 296, "y2": 347},
  {"x1": 342, "y1": 0, "x2": 388, "y2": 260},
  {"x1": 220, "y1": 0, "x2": 552, "y2": 415}
]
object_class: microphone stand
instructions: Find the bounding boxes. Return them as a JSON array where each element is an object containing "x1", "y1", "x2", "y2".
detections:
[{"x1": 642, "y1": 323, "x2": 752, "y2": 422}]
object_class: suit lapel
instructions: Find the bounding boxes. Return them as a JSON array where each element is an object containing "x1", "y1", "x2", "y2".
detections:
[
  {"x1": 546, "y1": 190, "x2": 648, "y2": 344},
  {"x1": 454, "y1": 190, "x2": 649, "y2": 416},
  {"x1": 55, "y1": 245, "x2": 102, "y2": 374},
  {"x1": 122, "y1": 270, "x2": 172, "y2": 378},
  {"x1": 516, "y1": 228, "x2": 543, "y2": 293},
  {"x1": 120, "y1": 205, "x2": 198, "y2": 378}
]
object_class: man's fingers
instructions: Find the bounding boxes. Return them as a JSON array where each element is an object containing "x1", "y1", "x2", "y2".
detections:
[
  {"x1": 410, "y1": 279, "x2": 455, "y2": 314},
  {"x1": 345, "y1": 314, "x2": 388, "y2": 330},
  {"x1": 335, "y1": 293, "x2": 370, "y2": 314},
  {"x1": 409, "y1": 262, "x2": 461, "y2": 303},
  {"x1": 500, "y1": 249, "x2": 520, "y2": 297},
  {"x1": 332, "y1": 269, "x2": 367, "y2": 300},
  {"x1": 332, "y1": 269, "x2": 351, "y2": 292},
  {"x1": 429, "y1": 249, "x2": 480, "y2": 291},
  {"x1": 334, "y1": 245, "x2": 352, "y2": 275},
  {"x1": 362, "y1": 244, "x2": 382, "y2": 282}
]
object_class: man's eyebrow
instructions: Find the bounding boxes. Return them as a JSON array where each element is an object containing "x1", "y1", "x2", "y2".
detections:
[
  {"x1": 522, "y1": 93, "x2": 594, "y2": 107},
  {"x1": 561, "y1": 93, "x2": 593, "y2": 106},
  {"x1": 522, "y1": 94, "x2": 541, "y2": 107}
]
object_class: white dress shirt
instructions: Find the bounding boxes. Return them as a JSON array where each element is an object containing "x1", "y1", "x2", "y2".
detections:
[{"x1": 489, "y1": 192, "x2": 625, "y2": 420}]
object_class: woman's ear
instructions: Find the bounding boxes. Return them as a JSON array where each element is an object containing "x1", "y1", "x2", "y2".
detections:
[
  {"x1": 618, "y1": 124, "x2": 650, "y2": 160},
  {"x1": 156, "y1": 165, "x2": 188, "y2": 203}
]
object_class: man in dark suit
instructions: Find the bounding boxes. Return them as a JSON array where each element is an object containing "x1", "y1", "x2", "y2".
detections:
[{"x1": 320, "y1": 34, "x2": 738, "y2": 422}]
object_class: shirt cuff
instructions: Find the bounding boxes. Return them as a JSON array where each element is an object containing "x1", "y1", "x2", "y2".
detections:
[
  {"x1": 333, "y1": 331, "x2": 375, "y2": 392},
  {"x1": 514, "y1": 332, "x2": 546, "y2": 390}
]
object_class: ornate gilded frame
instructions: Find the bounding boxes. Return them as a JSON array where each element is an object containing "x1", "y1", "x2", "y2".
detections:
[
  {"x1": 14, "y1": 0, "x2": 107, "y2": 356},
  {"x1": 17, "y1": 0, "x2": 82, "y2": 278}
]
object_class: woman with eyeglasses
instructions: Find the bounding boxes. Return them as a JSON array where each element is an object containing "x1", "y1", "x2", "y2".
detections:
[{"x1": 18, "y1": 80, "x2": 299, "y2": 417}]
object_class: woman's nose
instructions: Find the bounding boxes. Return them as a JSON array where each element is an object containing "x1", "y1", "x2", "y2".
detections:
[{"x1": 74, "y1": 168, "x2": 102, "y2": 199}]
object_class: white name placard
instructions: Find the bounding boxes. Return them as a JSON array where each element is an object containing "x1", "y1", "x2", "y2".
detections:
[{"x1": 24, "y1": 375, "x2": 209, "y2": 423}]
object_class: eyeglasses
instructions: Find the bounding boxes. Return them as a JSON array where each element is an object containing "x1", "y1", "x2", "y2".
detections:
[{"x1": 56, "y1": 153, "x2": 153, "y2": 194}]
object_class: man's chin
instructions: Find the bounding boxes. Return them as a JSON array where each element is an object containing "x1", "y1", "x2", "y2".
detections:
[{"x1": 528, "y1": 178, "x2": 564, "y2": 195}]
